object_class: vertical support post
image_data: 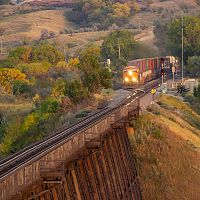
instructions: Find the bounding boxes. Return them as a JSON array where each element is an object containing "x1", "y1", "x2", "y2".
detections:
[
  {"x1": 182, "y1": 11, "x2": 184, "y2": 84},
  {"x1": 0, "y1": 39, "x2": 2, "y2": 54}
]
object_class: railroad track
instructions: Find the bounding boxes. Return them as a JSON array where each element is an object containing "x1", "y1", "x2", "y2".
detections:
[{"x1": 0, "y1": 79, "x2": 160, "y2": 181}]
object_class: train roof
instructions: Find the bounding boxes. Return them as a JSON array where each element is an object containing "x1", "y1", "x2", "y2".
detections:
[
  {"x1": 128, "y1": 56, "x2": 176, "y2": 66},
  {"x1": 128, "y1": 56, "x2": 170, "y2": 63}
]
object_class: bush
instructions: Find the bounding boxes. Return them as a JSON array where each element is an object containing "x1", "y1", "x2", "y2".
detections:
[
  {"x1": 64, "y1": 80, "x2": 88, "y2": 103},
  {"x1": 13, "y1": 80, "x2": 32, "y2": 97},
  {"x1": 39, "y1": 98, "x2": 60, "y2": 114}
]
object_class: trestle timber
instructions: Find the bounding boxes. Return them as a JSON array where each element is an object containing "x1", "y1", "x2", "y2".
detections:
[{"x1": 12, "y1": 122, "x2": 141, "y2": 200}]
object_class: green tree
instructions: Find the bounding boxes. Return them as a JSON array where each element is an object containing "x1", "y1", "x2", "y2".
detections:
[
  {"x1": 32, "y1": 43, "x2": 64, "y2": 65},
  {"x1": 167, "y1": 16, "x2": 200, "y2": 61},
  {"x1": 79, "y1": 45, "x2": 113, "y2": 93},
  {"x1": 40, "y1": 98, "x2": 60, "y2": 114},
  {"x1": 17, "y1": 62, "x2": 51, "y2": 77},
  {"x1": 64, "y1": 80, "x2": 88, "y2": 103},
  {"x1": 13, "y1": 80, "x2": 32, "y2": 97},
  {"x1": 79, "y1": 45, "x2": 102, "y2": 93},
  {"x1": 3, "y1": 46, "x2": 32, "y2": 67},
  {"x1": 187, "y1": 56, "x2": 200, "y2": 77},
  {"x1": 51, "y1": 78, "x2": 65, "y2": 99},
  {"x1": 101, "y1": 30, "x2": 136, "y2": 67}
]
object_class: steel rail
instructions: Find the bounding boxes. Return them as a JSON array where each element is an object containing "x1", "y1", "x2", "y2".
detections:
[{"x1": 0, "y1": 80, "x2": 159, "y2": 181}]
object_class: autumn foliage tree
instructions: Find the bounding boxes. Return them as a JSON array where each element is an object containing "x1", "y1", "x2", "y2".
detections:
[
  {"x1": 113, "y1": 2, "x2": 131, "y2": 17},
  {"x1": 0, "y1": 68, "x2": 26, "y2": 95}
]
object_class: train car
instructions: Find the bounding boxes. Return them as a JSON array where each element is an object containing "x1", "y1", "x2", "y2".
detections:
[{"x1": 123, "y1": 56, "x2": 173, "y2": 86}]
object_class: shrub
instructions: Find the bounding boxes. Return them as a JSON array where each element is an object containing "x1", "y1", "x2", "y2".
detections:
[
  {"x1": 13, "y1": 80, "x2": 32, "y2": 97},
  {"x1": 39, "y1": 98, "x2": 60, "y2": 114},
  {"x1": 64, "y1": 80, "x2": 88, "y2": 103}
]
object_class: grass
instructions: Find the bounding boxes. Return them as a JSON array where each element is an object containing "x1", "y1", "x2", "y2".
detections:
[
  {"x1": 0, "y1": 9, "x2": 77, "y2": 46},
  {"x1": 129, "y1": 94, "x2": 200, "y2": 199}
]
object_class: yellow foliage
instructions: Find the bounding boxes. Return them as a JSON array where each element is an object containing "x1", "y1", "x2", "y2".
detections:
[
  {"x1": 68, "y1": 58, "x2": 80, "y2": 68},
  {"x1": 51, "y1": 78, "x2": 65, "y2": 99},
  {"x1": 0, "y1": 68, "x2": 26, "y2": 95},
  {"x1": 26, "y1": 62, "x2": 51, "y2": 76},
  {"x1": 113, "y1": 3, "x2": 131, "y2": 17},
  {"x1": 21, "y1": 46, "x2": 32, "y2": 63},
  {"x1": 21, "y1": 112, "x2": 39, "y2": 133},
  {"x1": 33, "y1": 93, "x2": 40, "y2": 102},
  {"x1": 56, "y1": 61, "x2": 69, "y2": 70}
]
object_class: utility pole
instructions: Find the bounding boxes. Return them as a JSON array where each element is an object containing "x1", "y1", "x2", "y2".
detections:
[
  {"x1": 118, "y1": 39, "x2": 121, "y2": 60},
  {"x1": 138, "y1": 18, "x2": 141, "y2": 30},
  {"x1": 181, "y1": 11, "x2": 184, "y2": 84},
  {"x1": 0, "y1": 28, "x2": 4, "y2": 55}
]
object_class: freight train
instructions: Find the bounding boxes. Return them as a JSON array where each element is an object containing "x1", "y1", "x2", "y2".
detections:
[{"x1": 123, "y1": 56, "x2": 176, "y2": 86}]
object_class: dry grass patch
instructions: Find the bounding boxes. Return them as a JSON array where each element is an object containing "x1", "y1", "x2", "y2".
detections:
[
  {"x1": 130, "y1": 94, "x2": 200, "y2": 199},
  {"x1": 0, "y1": 9, "x2": 76, "y2": 45}
]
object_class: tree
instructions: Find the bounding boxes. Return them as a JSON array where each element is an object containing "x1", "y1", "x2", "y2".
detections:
[
  {"x1": 17, "y1": 62, "x2": 51, "y2": 78},
  {"x1": 3, "y1": 46, "x2": 32, "y2": 67},
  {"x1": 101, "y1": 30, "x2": 136, "y2": 67},
  {"x1": 79, "y1": 45, "x2": 102, "y2": 93},
  {"x1": 131, "y1": 0, "x2": 140, "y2": 12},
  {"x1": 187, "y1": 56, "x2": 200, "y2": 77},
  {"x1": 167, "y1": 16, "x2": 200, "y2": 61},
  {"x1": 13, "y1": 80, "x2": 32, "y2": 97},
  {"x1": 64, "y1": 80, "x2": 88, "y2": 103},
  {"x1": 32, "y1": 43, "x2": 64, "y2": 65},
  {"x1": 51, "y1": 78, "x2": 65, "y2": 99},
  {"x1": 113, "y1": 2, "x2": 131, "y2": 17},
  {"x1": 0, "y1": 68, "x2": 26, "y2": 95},
  {"x1": 79, "y1": 45, "x2": 112, "y2": 93}
]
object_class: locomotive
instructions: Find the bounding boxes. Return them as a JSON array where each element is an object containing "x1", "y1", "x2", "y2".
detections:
[{"x1": 123, "y1": 56, "x2": 176, "y2": 86}]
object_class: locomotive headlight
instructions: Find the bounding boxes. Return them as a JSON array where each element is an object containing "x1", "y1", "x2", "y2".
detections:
[
  {"x1": 125, "y1": 77, "x2": 129, "y2": 82},
  {"x1": 132, "y1": 77, "x2": 137, "y2": 82},
  {"x1": 128, "y1": 70, "x2": 133, "y2": 76}
]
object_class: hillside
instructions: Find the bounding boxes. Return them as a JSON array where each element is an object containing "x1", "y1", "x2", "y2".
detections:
[
  {"x1": 129, "y1": 94, "x2": 200, "y2": 199},
  {"x1": 0, "y1": 9, "x2": 77, "y2": 47},
  {"x1": 0, "y1": 0, "x2": 199, "y2": 52}
]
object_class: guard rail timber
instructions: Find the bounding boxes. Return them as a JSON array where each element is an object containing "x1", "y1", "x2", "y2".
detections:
[{"x1": 0, "y1": 79, "x2": 159, "y2": 200}]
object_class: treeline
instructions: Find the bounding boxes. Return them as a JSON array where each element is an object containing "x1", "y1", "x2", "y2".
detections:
[
  {"x1": 0, "y1": 41, "x2": 113, "y2": 155},
  {"x1": 0, "y1": 29, "x2": 143, "y2": 155},
  {"x1": 154, "y1": 15, "x2": 200, "y2": 77},
  {"x1": 67, "y1": 0, "x2": 140, "y2": 30}
]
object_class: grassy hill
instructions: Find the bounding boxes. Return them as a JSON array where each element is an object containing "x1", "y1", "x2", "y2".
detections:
[
  {"x1": 129, "y1": 94, "x2": 200, "y2": 199},
  {"x1": 0, "y1": 0, "x2": 199, "y2": 53},
  {"x1": 0, "y1": 9, "x2": 77, "y2": 47}
]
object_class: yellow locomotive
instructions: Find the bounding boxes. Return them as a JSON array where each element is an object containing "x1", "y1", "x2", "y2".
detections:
[{"x1": 123, "y1": 56, "x2": 176, "y2": 86}]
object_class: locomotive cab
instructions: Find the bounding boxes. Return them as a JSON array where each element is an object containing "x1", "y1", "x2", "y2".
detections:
[{"x1": 123, "y1": 66, "x2": 139, "y2": 85}]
